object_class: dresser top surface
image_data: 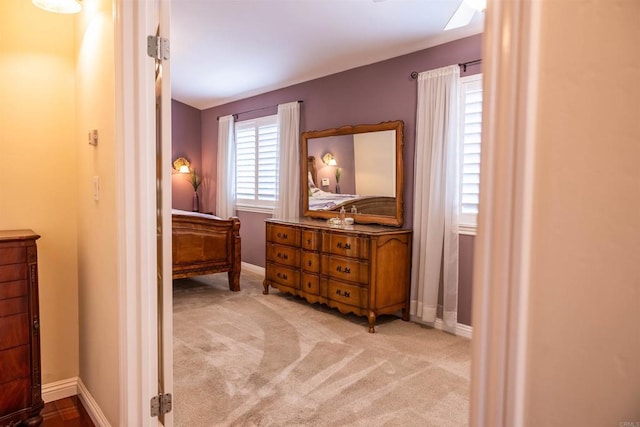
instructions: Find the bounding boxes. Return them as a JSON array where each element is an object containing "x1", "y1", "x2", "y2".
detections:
[
  {"x1": 0, "y1": 229, "x2": 40, "y2": 242},
  {"x1": 266, "y1": 218, "x2": 411, "y2": 235}
]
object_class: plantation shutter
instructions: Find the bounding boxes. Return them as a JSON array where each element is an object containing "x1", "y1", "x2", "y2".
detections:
[
  {"x1": 235, "y1": 115, "x2": 278, "y2": 205},
  {"x1": 459, "y1": 75, "x2": 483, "y2": 227}
]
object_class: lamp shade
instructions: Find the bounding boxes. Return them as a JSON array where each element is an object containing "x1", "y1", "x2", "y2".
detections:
[{"x1": 33, "y1": 0, "x2": 82, "y2": 14}]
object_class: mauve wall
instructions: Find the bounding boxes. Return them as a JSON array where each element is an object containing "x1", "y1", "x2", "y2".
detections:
[
  {"x1": 178, "y1": 34, "x2": 481, "y2": 325},
  {"x1": 172, "y1": 99, "x2": 202, "y2": 211}
]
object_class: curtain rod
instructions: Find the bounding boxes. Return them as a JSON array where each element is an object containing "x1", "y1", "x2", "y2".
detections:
[
  {"x1": 409, "y1": 59, "x2": 482, "y2": 79},
  {"x1": 217, "y1": 100, "x2": 303, "y2": 120}
]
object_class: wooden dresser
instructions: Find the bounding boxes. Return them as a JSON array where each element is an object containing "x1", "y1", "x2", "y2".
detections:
[
  {"x1": 0, "y1": 230, "x2": 43, "y2": 426},
  {"x1": 263, "y1": 219, "x2": 411, "y2": 333}
]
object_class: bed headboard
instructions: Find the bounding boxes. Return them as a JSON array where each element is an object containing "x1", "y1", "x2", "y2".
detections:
[{"x1": 308, "y1": 156, "x2": 317, "y2": 188}]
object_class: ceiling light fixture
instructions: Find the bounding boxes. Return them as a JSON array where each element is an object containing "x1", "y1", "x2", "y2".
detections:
[{"x1": 33, "y1": 0, "x2": 82, "y2": 14}]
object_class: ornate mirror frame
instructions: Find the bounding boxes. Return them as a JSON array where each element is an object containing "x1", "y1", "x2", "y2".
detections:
[{"x1": 300, "y1": 120, "x2": 404, "y2": 227}]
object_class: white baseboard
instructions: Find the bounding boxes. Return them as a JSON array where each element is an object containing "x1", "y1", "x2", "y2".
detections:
[
  {"x1": 241, "y1": 262, "x2": 265, "y2": 276},
  {"x1": 77, "y1": 378, "x2": 112, "y2": 427},
  {"x1": 42, "y1": 377, "x2": 78, "y2": 403}
]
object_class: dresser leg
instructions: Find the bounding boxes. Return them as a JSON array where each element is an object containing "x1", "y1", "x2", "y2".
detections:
[
  {"x1": 401, "y1": 307, "x2": 409, "y2": 321},
  {"x1": 262, "y1": 280, "x2": 270, "y2": 295},
  {"x1": 368, "y1": 311, "x2": 376, "y2": 333}
]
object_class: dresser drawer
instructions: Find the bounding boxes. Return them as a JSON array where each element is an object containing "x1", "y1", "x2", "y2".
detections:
[
  {"x1": 321, "y1": 254, "x2": 369, "y2": 285},
  {"x1": 0, "y1": 313, "x2": 29, "y2": 351},
  {"x1": 301, "y1": 251, "x2": 320, "y2": 273},
  {"x1": 266, "y1": 224, "x2": 300, "y2": 247},
  {"x1": 301, "y1": 229, "x2": 320, "y2": 251},
  {"x1": 0, "y1": 247, "x2": 26, "y2": 266},
  {"x1": 0, "y1": 280, "x2": 27, "y2": 300},
  {"x1": 322, "y1": 233, "x2": 369, "y2": 259},
  {"x1": 266, "y1": 263, "x2": 300, "y2": 289},
  {"x1": 0, "y1": 297, "x2": 27, "y2": 318},
  {"x1": 266, "y1": 243, "x2": 300, "y2": 268},
  {"x1": 301, "y1": 273, "x2": 320, "y2": 295},
  {"x1": 0, "y1": 377, "x2": 29, "y2": 415},
  {"x1": 327, "y1": 280, "x2": 369, "y2": 308},
  {"x1": 0, "y1": 345, "x2": 30, "y2": 384},
  {"x1": 0, "y1": 264, "x2": 27, "y2": 283}
]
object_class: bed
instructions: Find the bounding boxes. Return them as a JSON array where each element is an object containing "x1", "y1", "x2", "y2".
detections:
[
  {"x1": 172, "y1": 209, "x2": 241, "y2": 292},
  {"x1": 307, "y1": 156, "x2": 396, "y2": 215}
]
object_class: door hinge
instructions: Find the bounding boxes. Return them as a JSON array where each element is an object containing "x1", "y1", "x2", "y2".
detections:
[
  {"x1": 150, "y1": 393, "x2": 172, "y2": 417},
  {"x1": 147, "y1": 35, "x2": 170, "y2": 60}
]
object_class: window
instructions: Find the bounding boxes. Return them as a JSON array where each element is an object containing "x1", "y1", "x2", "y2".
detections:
[
  {"x1": 235, "y1": 115, "x2": 279, "y2": 211},
  {"x1": 459, "y1": 74, "x2": 483, "y2": 232}
]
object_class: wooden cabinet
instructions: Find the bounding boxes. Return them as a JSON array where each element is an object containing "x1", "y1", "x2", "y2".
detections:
[
  {"x1": 0, "y1": 230, "x2": 43, "y2": 426},
  {"x1": 263, "y1": 219, "x2": 411, "y2": 333}
]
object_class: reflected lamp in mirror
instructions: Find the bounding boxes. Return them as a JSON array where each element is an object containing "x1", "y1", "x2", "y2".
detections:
[
  {"x1": 322, "y1": 152, "x2": 337, "y2": 166},
  {"x1": 173, "y1": 157, "x2": 191, "y2": 173},
  {"x1": 33, "y1": 0, "x2": 82, "y2": 14}
]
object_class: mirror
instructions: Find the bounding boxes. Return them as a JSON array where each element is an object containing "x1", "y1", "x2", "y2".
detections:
[{"x1": 301, "y1": 120, "x2": 404, "y2": 227}]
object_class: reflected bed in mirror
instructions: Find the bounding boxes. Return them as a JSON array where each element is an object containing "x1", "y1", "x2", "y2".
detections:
[{"x1": 301, "y1": 121, "x2": 404, "y2": 227}]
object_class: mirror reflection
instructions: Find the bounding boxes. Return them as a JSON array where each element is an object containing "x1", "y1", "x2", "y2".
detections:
[{"x1": 301, "y1": 121, "x2": 405, "y2": 227}]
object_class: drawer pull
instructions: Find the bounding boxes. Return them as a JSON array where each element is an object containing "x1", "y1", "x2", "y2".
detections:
[
  {"x1": 336, "y1": 242, "x2": 351, "y2": 250},
  {"x1": 277, "y1": 232, "x2": 288, "y2": 240},
  {"x1": 307, "y1": 239, "x2": 311, "y2": 244},
  {"x1": 277, "y1": 252, "x2": 288, "y2": 260},
  {"x1": 336, "y1": 289, "x2": 351, "y2": 298},
  {"x1": 277, "y1": 272, "x2": 288, "y2": 280},
  {"x1": 308, "y1": 260, "x2": 313, "y2": 266},
  {"x1": 336, "y1": 266, "x2": 351, "y2": 274},
  {"x1": 307, "y1": 282, "x2": 312, "y2": 288}
]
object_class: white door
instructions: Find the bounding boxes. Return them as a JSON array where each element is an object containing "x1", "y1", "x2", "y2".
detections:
[
  {"x1": 115, "y1": 0, "x2": 172, "y2": 425},
  {"x1": 152, "y1": 0, "x2": 174, "y2": 425}
]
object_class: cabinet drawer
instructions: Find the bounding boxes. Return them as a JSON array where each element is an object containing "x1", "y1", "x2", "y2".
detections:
[
  {"x1": 266, "y1": 243, "x2": 300, "y2": 268},
  {"x1": 0, "y1": 264, "x2": 27, "y2": 283},
  {"x1": 301, "y1": 251, "x2": 320, "y2": 273},
  {"x1": 0, "y1": 247, "x2": 26, "y2": 266},
  {"x1": 327, "y1": 280, "x2": 369, "y2": 308},
  {"x1": 321, "y1": 255, "x2": 369, "y2": 285},
  {"x1": 0, "y1": 297, "x2": 27, "y2": 318},
  {"x1": 301, "y1": 230, "x2": 320, "y2": 251},
  {"x1": 0, "y1": 313, "x2": 28, "y2": 351},
  {"x1": 266, "y1": 224, "x2": 300, "y2": 247},
  {"x1": 322, "y1": 233, "x2": 369, "y2": 259},
  {"x1": 0, "y1": 377, "x2": 29, "y2": 415},
  {"x1": 301, "y1": 273, "x2": 319, "y2": 295},
  {"x1": 266, "y1": 263, "x2": 300, "y2": 290},
  {"x1": 0, "y1": 345, "x2": 30, "y2": 384},
  {"x1": 0, "y1": 280, "x2": 27, "y2": 300}
]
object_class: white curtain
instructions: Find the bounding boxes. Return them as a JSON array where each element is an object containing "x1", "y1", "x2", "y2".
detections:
[
  {"x1": 274, "y1": 101, "x2": 300, "y2": 221},
  {"x1": 410, "y1": 65, "x2": 460, "y2": 333},
  {"x1": 216, "y1": 115, "x2": 236, "y2": 218}
]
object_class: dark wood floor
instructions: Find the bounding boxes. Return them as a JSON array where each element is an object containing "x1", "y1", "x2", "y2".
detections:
[{"x1": 42, "y1": 396, "x2": 94, "y2": 427}]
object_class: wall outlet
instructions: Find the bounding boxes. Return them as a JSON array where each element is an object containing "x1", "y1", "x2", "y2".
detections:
[{"x1": 321, "y1": 178, "x2": 330, "y2": 186}]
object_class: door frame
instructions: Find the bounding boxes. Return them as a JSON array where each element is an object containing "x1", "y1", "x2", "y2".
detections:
[{"x1": 469, "y1": 0, "x2": 541, "y2": 425}]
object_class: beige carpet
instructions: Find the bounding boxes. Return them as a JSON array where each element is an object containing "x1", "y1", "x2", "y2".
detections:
[{"x1": 173, "y1": 270, "x2": 470, "y2": 426}]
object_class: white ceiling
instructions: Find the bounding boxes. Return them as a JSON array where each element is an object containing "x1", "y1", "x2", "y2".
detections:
[{"x1": 170, "y1": 0, "x2": 484, "y2": 110}]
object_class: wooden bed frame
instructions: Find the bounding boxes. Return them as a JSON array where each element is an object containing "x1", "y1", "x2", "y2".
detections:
[
  {"x1": 172, "y1": 212, "x2": 241, "y2": 292},
  {"x1": 307, "y1": 156, "x2": 396, "y2": 215}
]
